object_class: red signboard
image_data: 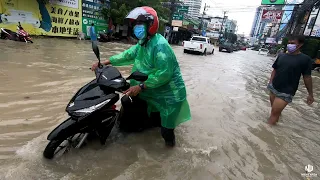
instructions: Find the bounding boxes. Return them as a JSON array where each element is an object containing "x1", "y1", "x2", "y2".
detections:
[{"x1": 261, "y1": 10, "x2": 283, "y2": 23}]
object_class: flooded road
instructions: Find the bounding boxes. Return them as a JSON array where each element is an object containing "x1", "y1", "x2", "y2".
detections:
[{"x1": 0, "y1": 38, "x2": 319, "y2": 180}]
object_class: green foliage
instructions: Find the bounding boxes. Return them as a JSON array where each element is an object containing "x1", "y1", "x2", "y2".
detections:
[
  {"x1": 101, "y1": 0, "x2": 170, "y2": 27},
  {"x1": 301, "y1": 38, "x2": 320, "y2": 59},
  {"x1": 275, "y1": 44, "x2": 283, "y2": 51},
  {"x1": 281, "y1": 37, "x2": 288, "y2": 47},
  {"x1": 224, "y1": 32, "x2": 237, "y2": 43},
  {"x1": 280, "y1": 37, "x2": 289, "y2": 52}
]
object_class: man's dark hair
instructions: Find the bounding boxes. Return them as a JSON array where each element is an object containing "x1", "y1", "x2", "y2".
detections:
[
  {"x1": 289, "y1": 35, "x2": 305, "y2": 44},
  {"x1": 91, "y1": 23, "x2": 94, "y2": 26}
]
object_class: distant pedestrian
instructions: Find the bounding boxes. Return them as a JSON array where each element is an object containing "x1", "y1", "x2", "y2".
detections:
[
  {"x1": 267, "y1": 35, "x2": 314, "y2": 125},
  {"x1": 90, "y1": 23, "x2": 97, "y2": 42},
  {"x1": 77, "y1": 31, "x2": 84, "y2": 40}
]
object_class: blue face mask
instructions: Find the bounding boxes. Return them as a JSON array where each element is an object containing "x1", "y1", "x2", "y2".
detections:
[{"x1": 134, "y1": 25, "x2": 146, "y2": 40}]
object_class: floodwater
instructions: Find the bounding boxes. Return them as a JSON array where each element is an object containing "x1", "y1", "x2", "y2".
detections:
[{"x1": 0, "y1": 38, "x2": 319, "y2": 180}]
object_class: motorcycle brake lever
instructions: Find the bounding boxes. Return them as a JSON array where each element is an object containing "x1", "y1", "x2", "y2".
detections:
[
  {"x1": 128, "y1": 95, "x2": 132, "y2": 103},
  {"x1": 122, "y1": 93, "x2": 133, "y2": 103}
]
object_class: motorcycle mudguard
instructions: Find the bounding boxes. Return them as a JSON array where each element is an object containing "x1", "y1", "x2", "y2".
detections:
[{"x1": 47, "y1": 118, "x2": 78, "y2": 140}]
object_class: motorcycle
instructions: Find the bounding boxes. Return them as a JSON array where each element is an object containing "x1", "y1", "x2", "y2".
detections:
[
  {"x1": 98, "y1": 30, "x2": 112, "y2": 42},
  {"x1": 0, "y1": 22, "x2": 33, "y2": 43},
  {"x1": 43, "y1": 42, "x2": 148, "y2": 159}
]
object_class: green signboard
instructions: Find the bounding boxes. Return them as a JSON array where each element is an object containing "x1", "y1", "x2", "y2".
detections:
[
  {"x1": 82, "y1": 18, "x2": 108, "y2": 37},
  {"x1": 172, "y1": 14, "x2": 184, "y2": 20},
  {"x1": 172, "y1": 6, "x2": 189, "y2": 21},
  {"x1": 82, "y1": 0, "x2": 109, "y2": 38},
  {"x1": 177, "y1": 6, "x2": 189, "y2": 13},
  {"x1": 261, "y1": 0, "x2": 285, "y2": 5}
]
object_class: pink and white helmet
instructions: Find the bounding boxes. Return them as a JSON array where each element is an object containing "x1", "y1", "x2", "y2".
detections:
[{"x1": 125, "y1": 6, "x2": 159, "y2": 36}]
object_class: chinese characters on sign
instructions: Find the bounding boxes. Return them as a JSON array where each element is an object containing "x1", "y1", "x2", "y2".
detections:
[
  {"x1": 51, "y1": 0, "x2": 79, "y2": 9},
  {"x1": 261, "y1": 10, "x2": 283, "y2": 23},
  {"x1": 82, "y1": 0, "x2": 108, "y2": 38},
  {"x1": 50, "y1": 5, "x2": 81, "y2": 35},
  {"x1": 82, "y1": 1, "x2": 104, "y2": 20}
]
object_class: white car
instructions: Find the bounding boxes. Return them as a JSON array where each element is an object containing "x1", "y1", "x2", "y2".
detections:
[
  {"x1": 258, "y1": 48, "x2": 269, "y2": 55},
  {"x1": 183, "y1": 36, "x2": 214, "y2": 55}
]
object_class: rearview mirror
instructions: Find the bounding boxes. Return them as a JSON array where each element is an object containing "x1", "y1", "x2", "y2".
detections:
[
  {"x1": 126, "y1": 71, "x2": 148, "y2": 82},
  {"x1": 92, "y1": 41, "x2": 100, "y2": 63}
]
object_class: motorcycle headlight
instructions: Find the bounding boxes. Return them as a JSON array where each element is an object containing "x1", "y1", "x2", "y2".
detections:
[{"x1": 74, "y1": 99, "x2": 111, "y2": 114}]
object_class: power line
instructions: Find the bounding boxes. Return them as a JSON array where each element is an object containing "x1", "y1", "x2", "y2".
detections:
[
  {"x1": 208, "y1": 7, "x2": 257, "y2": 10},
  {"x1": 208, "y1": 5, "x2": 258, "y2": 8}
]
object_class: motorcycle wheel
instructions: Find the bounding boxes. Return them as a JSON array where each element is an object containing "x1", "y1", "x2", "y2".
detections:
[{"x1": 43, "y1": 133, "x2": 84, "y2": 159}]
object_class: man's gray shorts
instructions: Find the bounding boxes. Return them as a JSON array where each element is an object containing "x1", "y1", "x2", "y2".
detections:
[{"x1": 267, "y1": 84, "x2": 293, "y2": 103}]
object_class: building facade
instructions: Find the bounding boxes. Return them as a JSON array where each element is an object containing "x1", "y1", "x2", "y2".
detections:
[
  {"x1": 207, "y1": 17, "x2": 237, "y2": 33},
  {"x1": 225, "y1": 19, "x2": 237, "y2": 33},
  {"x1": 208, "y1": 17, "x2": 224, "y2": 31},
  {"x1": 250, "y1": 6, "x2": 281, "y2": 44},
  {"x1": 250, "y1": 6, "x2": 263, "y2": 37},
  {"x1": 181, "y1": 0, "x2": 202, "y2": 19},
  {"x1": 204, "y1": 16, "x2": 237, "y2": 40}
]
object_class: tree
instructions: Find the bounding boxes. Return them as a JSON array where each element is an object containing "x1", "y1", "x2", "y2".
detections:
[
  {"x1": 101, "y1": 0, "x2": 170, "y2": 26},
  {"x1": 224, "y1": 32, "x2": 237, "y2": 43}
]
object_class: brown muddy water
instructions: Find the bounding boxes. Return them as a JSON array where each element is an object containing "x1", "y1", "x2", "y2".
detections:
[{"x1": 0, "y1": 38, "x2": 319, "y2": 180}]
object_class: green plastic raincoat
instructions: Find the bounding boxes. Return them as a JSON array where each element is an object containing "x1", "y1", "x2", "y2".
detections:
[{"x1": 109, "y1": 33, "x2": 191, "y2": 129}]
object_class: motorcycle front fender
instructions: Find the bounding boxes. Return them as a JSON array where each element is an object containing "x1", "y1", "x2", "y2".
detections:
[{"x1": 47, "y1": 118, "x2": 78, "y2": 140}]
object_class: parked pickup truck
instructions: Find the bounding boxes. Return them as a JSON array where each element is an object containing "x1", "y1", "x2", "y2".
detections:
[{"x1": 183, "y1": 36, "x2": 214, "y2": 55}]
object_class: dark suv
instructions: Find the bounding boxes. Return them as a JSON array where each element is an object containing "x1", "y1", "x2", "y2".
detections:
[{"x1": 219, "y1": 42, "x2": 233, "y2": 53}]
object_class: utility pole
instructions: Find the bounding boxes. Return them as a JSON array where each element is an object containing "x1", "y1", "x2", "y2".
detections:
[
  {"x1": 200, "y1": 3, "x2": 209, "y2": 31},
  {"x1": 168, "y1": 0, "x2": 176, "y2": 27},
  {"x1": 220, "y1": 11, "x2": 227, "y2": 40}
]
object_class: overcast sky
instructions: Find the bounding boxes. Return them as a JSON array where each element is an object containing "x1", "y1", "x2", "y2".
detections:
[{"x1": 202, "y1": 0, "x2": 261, "y2": 36}]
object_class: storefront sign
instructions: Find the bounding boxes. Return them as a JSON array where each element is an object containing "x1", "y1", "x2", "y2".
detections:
[
  {"x1": 0, "y1": 0, "x2": 82, "y2": 37},
  {"x1": 261, "y1": 0, "x2": 285, "y2": 5},
  {"x1": 50, "y1": 4, "x2": 81, "y2": 36},
  {"x1": 285, "y1": 0, "x2": 304, "y2": 4},
  {"x1": 177, "y1": 6, "x2": 189, "y2": 13},
  {"x1": 51, "y1": 0, "x2": 79, "y2": 9},
  {"x1": 261, "y1": 10, "x2": 283, "y2": 23},
  {"x1": 82, "y1": 0, "x2": 108, "y2": 38},
  {"x1": 266, "y1": 37, "x2": 277, "y2": 44},
  {"x1": 173, "y1": 27, "x2": 179, "y2": 32},
  {"x1": 172, "y1": 20, "x2": 183, "y2": 27},
  {"x1": 172, "y1": 14, "x2": 183, "y2": 21}
]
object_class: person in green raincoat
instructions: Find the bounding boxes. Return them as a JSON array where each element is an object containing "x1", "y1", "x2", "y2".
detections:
[{"x1": 91, "y1": 6, "x2": 191, "y2": 147}]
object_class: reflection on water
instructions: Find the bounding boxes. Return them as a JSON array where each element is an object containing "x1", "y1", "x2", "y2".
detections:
[{"x1": 0, "y1": 38, "x2": 319, "y2": 180}]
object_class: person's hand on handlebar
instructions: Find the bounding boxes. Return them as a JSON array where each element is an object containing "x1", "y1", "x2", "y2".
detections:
[
  {"x1": 123, "y1": 86, "x2": 142, "y2": 97},
  {"x1": 91, "y1": 60, "x2": 111, "y2": 71}
]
